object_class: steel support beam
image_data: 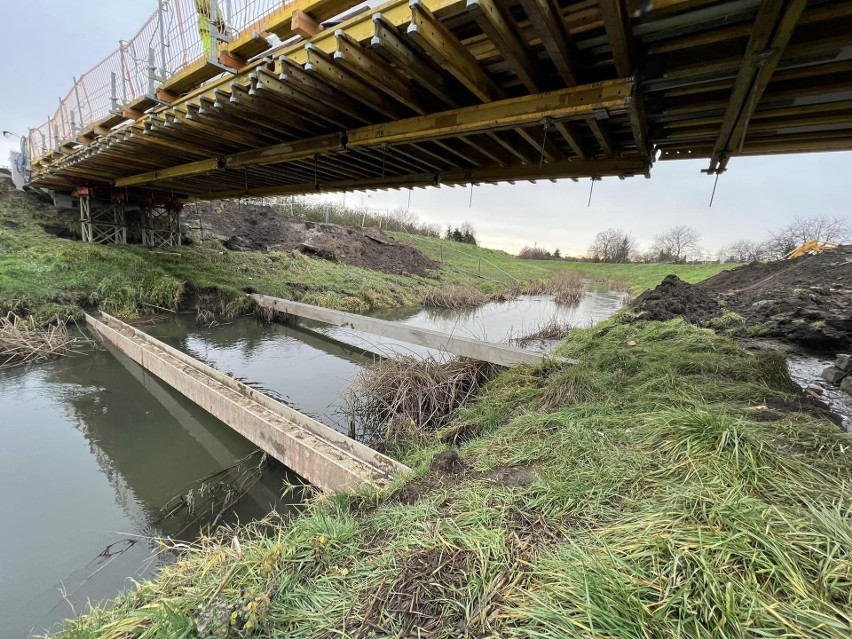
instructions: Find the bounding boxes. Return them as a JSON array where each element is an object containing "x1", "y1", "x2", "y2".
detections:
[
  {"x1": 707, "y1": 0, "x2": 808, "y2": 173},
  {"x1": 200, "y1": 157, "x2": 650, "y2": 198}
]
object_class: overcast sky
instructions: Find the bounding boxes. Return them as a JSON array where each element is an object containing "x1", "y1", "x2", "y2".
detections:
[{"x1": 4, "y1": 1, "x2": 851, "y2": 256}]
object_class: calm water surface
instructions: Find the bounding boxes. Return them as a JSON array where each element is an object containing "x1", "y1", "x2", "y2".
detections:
[{"x1": 0, "y1": 346, "x2": 297, "y2": 638}]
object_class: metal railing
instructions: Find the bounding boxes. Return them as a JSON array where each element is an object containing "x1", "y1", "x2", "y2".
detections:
[{"x1": 27, "y1": 0, "x2": 299, "y2": 164}]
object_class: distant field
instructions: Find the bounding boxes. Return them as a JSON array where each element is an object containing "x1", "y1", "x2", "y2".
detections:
[{"x1": 398, "y1": 234, "x2": 739, "y2": 293}]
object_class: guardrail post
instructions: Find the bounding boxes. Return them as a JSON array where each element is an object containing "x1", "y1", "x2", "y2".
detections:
[
  {"x1": 157, "y1": 0, "x2": 167, "y2": 80},
  {"x1": 148, "y1": 47, "x2": 157, "y2": 97},
  {"x1": 119, "y1": 41, "x2": 130, "y2": 102},
  {"x1": 72, "y1": 77, "x2": 85, "y2": 131},
  {"x1": 58, "y1": 98, "x2": 67, "y2": 139},
  {"x1": 110, "y1": 72, "x2": 119, "y2": 115},
  {"x1": 53, "y1": 123, "x2": 60, "y2": 151}
]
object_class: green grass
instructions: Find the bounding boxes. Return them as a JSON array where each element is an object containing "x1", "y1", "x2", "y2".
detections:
[
  {"x1": 54, "y1": 319, "x2": 851, "y2": 638},
  {"x1": 1, "y1": 180, "x2": 735, "y2": 322},
  {"x1": 398, "y1": 233, "x2": 735, "y2": 293}
]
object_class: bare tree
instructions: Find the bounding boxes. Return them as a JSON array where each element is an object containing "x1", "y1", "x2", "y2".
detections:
[
  {"x1": 717, "y1": 240, "x2": 771, "y2": 263},
  {"x1": 651, "y1": 225, "x2": 701, "y2": 262},
  {"x1": 460, "y1": 220, "x2": 478, "y2": 243},
  {"x1": 766, "y1": 215, "x2": 851, "y2": 257},
  {"x1": 588, "y1": 228, "x2": 638, "y2": 263}
]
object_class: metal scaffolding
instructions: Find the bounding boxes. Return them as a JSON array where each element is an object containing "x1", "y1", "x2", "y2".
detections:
[
  {"x1": 80, "y1": 196, "x2": 127, "y2": 244},
  {"x1": 141, "y1": 205, "x2": 181, "y2": 247}
]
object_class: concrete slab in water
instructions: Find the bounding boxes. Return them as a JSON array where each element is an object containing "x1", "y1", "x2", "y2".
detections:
[{"x1": 85, "y1": 312, "x2": 408, "y2": 492}]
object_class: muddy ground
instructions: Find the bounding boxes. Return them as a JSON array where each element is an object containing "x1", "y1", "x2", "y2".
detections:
[
  {"x1": 630, "y1": 246, "x2": 852, "y2": 353},
  {"x1": 183, "y1": 200, "x2": 438, "y2": 277}
]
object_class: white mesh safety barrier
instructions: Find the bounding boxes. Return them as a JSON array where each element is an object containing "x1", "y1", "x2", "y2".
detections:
[{"x1": 27, "y1": 1, "x2": 301, "y2": 162}]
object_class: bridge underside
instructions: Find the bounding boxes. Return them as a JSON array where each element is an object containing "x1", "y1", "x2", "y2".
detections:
[{"x1": 28, "y1": 0, "x2": 852, "y2": 201}]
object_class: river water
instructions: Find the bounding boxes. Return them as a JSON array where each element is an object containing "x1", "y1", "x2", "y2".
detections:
[{"x1": 0, "y1": 290, "x2": 625, "y2": 638}]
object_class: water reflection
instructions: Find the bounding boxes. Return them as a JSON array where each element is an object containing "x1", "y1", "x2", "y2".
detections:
[
  {"x1": 147, "y1": 317, "x2": 378, "y2": 433},
  {"x1": 0, "y1": 346, "x2": 297, "y2": 638}
]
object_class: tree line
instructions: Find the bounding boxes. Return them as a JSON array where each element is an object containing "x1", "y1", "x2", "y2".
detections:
[
  {"x1": 518, "y1": 215, "x2": 850, "y2": 263},
  {"x1": 716, "y1": 215, "x2": 849, "y2": 262}
]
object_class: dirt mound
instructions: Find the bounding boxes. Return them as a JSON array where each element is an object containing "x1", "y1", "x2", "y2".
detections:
[
  {"x1": 184, "y1": 200, "x2": 439, "y2": 276},
  {"x1": 699, "y1": 246, "x2": 852, "y2": 352},
  {"x1": 629, "y1": 275, "x2": 721, "y2": 324},
  {"x1": 630, "y1": 248, "x2": 852, "y2": 352}
]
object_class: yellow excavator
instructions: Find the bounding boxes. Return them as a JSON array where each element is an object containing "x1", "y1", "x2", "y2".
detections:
[{"x1": 784, "y1": 239, "x2": 839, "y2": 259}]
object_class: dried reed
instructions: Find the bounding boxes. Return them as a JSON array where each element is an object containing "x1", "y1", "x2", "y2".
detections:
[
  {"x1": 347, "y1": 355, "x2": 497, "y2": 449},
  {"x1": 0, "y1": 312, "x2": 77, "y2": 369},
  {"x1": 422, "y1": 285, "x2": 489, "y2": 309},
  {"x1": 550, "y1": 270, "x2": 585, "y2": 304},
  {"x1": 510, "y1": 319, "x2": 572, "y2": 348},
  {"x1": 609, "y1": 277, "x2": 630, "y2": 293}
]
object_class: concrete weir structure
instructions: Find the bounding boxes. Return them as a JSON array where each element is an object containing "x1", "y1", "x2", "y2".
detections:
[
  {"x1": 85, "y1": 312, "x2": 409, "y2": 492},
  {"x1": 251, "y1": 294, "x2": 572, "y2": 367}
]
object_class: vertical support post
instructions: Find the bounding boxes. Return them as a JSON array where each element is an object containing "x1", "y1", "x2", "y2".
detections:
[
  {"x1": 210, "y1": 0, "x2": 221, "y2": 63},
  {"x1": 158, "y1": 0, "x2": 168, "y2": 80},
  {"x1": 70, "y1": 110, "x2": 77, "y2": 136},
  {"x1": 110, "y1": 72, "x2": 119, "y2": 115},
  {"x1": 58, "y1": 98, "x2": 67, "y2": 139},
  {"x1": 72, "y1": 77, "x2": 85, "y2": 130},
  {"x1": 119, "y1": 41, "x2": 130, "y2": 103},
  {"x1": 115, "y1": 200, "x2": 127, "y2": 244},
  {"x1": 148, "y1": 47, "x2": 157, "y2": 97},
  {"x1": 53, "y1": 123, "x2": 60, "y2": 151},
  {"x1": 80, "y1": 194, "x2": 91, "y2": 242}
]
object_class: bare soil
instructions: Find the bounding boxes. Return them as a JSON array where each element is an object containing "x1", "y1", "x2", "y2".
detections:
[
  {"x1": 629, "y1": 274, "x2": 721, "y2": 325},
  {"x1": 184, "y1": 200, "x2": 439, "y2": 277},
  {"x1": 629, "y1": 246, "x2": 852, "y2": 353},
  {"x1": 395, "y1": 449, "x2": 535, "y2": 505}
]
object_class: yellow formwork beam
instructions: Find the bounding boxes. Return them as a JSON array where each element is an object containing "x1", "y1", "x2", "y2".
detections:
[{"x1": 113, "y1": 79, "x2": 631, "y2": 188}]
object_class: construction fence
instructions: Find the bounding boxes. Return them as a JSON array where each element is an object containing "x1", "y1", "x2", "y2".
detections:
[{"x1": 27, "y1": 0, "x2": 290, "y2": 162}]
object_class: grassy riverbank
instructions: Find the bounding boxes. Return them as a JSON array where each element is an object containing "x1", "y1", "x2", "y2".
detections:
[
  {"x1": 399, "y1": 234, "x2": 731, "y2": 293},
  {"x1": 0, "y1": 179, "x2": 733, "y2": 323},
  {"x1": 56, "y1": 317, "x2": 851, "y2": 638}
]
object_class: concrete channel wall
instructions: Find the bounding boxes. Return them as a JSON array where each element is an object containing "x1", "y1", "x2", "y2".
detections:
[
  {"x1": 85, "y1": 312, "x2": 409, "y2": 492},
  {"x1": 251, "y1": 295, "x2": 574, "y2": 367}
]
